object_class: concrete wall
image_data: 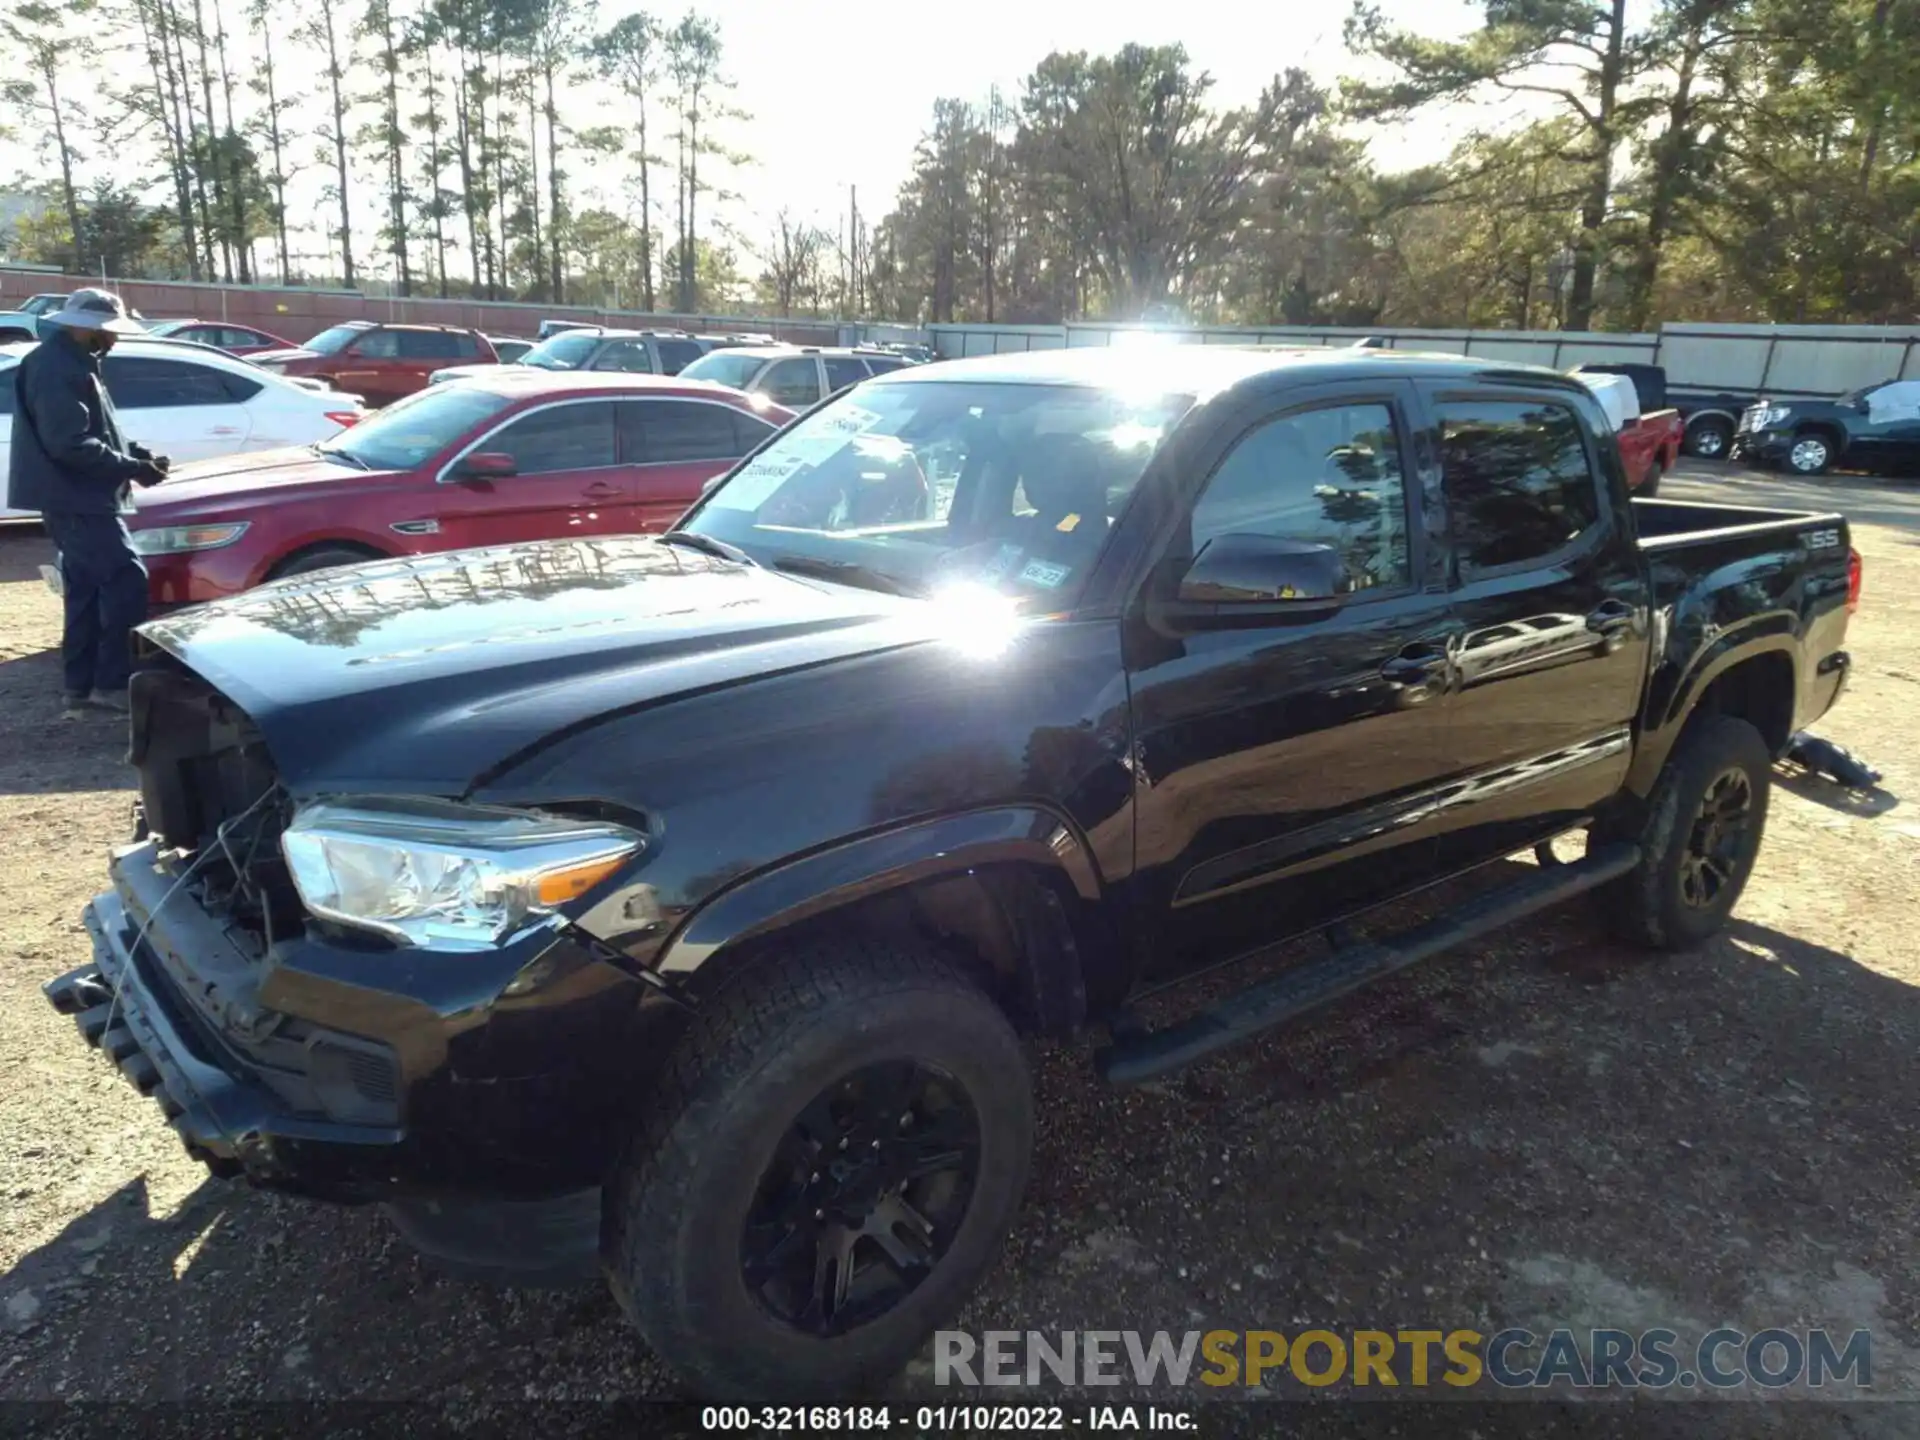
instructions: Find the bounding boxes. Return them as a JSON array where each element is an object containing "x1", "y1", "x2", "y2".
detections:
[{"x1": 916, "y1": 320, "x2": 1920, "y2": 401}]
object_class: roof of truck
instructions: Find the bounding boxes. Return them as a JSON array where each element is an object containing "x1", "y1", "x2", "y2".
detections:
[{"x1": 872, "y1": 343, "x2": 1583, "y2": 400}]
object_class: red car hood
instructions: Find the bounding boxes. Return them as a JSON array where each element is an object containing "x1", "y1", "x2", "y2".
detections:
[{"x1": 130, "y1": 448, "x2": 390, "y2": 517}]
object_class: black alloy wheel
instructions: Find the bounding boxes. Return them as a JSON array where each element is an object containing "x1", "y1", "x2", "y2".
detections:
[
  {"x1": 1678, "y1": 768, "x2": 1757, "y2": 910},
  {"x1": 740, "y1": 1059, "x2": 981, "y2": 1336}
]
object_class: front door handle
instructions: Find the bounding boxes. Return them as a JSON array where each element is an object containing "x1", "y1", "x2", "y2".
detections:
[
  {"x1": 582, "y1": 481, "x2": 623, "y2": 499},
  {"x1": 1586, "y1": 600, "x2": 1635, "y2": 636},
  {"x1": 209, "y1": 426, "x2": 241, "y2": 436}
]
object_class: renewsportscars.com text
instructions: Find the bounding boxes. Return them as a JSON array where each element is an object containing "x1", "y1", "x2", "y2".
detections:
[{"x1": 934, "y1": 1327, "x2": 1873, "y2": 1391}]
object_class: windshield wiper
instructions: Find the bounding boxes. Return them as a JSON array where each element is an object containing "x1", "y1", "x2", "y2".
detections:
[
  {"x1": 312, "y1": 444, "x2": 371, "y2": 471},
  {"x1": 658, "y1": 530, "x2": 756, "y2": 565},
  {"x1": 770, "y1": 554, "x2": 920, "y2": 597}
]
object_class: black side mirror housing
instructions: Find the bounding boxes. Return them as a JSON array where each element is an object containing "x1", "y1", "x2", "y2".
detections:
[{"x1": 1177, "y1": 534, "x2": 1349, "y2": 604}]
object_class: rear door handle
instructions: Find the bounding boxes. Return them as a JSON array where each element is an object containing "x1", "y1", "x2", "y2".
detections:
[
  {"x1": 1586, "y1": 600, "x2": 1635, "y2": 636},
  {"x1": 209, "y1": 426, "x2": 241, "y2": 436},
  {"x1": 582, "y1": 481, "x2": 623, "y2": 499}
]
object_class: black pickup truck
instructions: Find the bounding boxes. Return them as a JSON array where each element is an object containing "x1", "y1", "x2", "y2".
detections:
[
  {"x1": 1730, "y1": 377, "x2": 1920, "y2": 476},
  {"x1": 45, "y1": 348, "x2": 1861, "y2": 1399}
]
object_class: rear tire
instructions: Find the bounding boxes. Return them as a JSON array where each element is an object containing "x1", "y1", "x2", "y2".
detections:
[
  {"x1": 605, "y1": 941, "x2": 1034, "y2": 1400},
  {"x1": 268, "y1": 544, "x2": 382, "y2": 581},
  {"x1": 1685, "y1": 416, "x2": 1732, "y2": 460},
  {"x1": 1593, "y1": 715, "x2": 1772, "y2": 951}
]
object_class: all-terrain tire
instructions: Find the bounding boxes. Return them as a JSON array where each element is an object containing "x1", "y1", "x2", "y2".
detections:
[
  {"x1": 1594, "y1": 714, "x2": 1772, "y2": 951},
  {"x1": 604, "y1": 941, "x2": 1034, "y2": 1400}
]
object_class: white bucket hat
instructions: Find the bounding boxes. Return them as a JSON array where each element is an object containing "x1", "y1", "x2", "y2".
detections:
[{"x1": 38, "y1": 287, "x2": 146, "y2": 335}]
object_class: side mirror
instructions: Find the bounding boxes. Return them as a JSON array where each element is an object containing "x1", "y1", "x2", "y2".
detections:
[
  {"x1": 700, "y1": 473, "x2": 724, "y2": 496},
  {"x1": 1176, "y1": 534, "x2": 1349, "y2": 604},
  {"x1": 456, "y1": 451, "x2": 517, "y2": 480}
]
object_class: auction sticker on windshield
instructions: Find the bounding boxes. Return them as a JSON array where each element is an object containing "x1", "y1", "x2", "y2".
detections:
[
  {"x1": 710, "y1": 452, "x2": 810, "y2": 510},
  {"x1": 814, "y1": 403, "x2": 882, "y2": 437}
]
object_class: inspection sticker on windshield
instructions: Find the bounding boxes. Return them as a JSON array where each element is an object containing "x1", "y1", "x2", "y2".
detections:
[
  {"x1": 709, "y1": 451, "x2": 809, "y2": 510},
  {"x1": 1019, "y1": 558, "x2": 1072, "y2": 589}
]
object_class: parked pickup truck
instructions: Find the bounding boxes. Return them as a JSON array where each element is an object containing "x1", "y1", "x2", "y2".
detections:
[
  {"x1": 1573, "y1": 370, "x2": 1684, "y2": 495},
  {"x1": 1731, "y1": 378, "x2": 1920, "y2": 477},
  {"x1": 1574, "y1": 362, "x2": 1757, "y2": 462},
  {"x1": 45, "y1": 347, "x2": 1860, "y2": 1400}
]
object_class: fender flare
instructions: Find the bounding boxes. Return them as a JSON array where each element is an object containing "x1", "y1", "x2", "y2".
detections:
[
  {"x1": 1626, "y1": 629, "x2": 1800, "y2": 797},
  {"x1": 652, "y1": 805, "x2": 1105, "y2": 984}
]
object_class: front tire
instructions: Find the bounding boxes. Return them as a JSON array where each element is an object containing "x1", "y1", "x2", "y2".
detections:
[
  {"x1": 606, "y1": 942, "x2": 1034, "y2": 1400},
  {"x1": 268, "y1": 544, "x2": 382, "y2": 581},
  {"x1": 1594, "y1": 715, "x2": 1772, "y2": 951},
  {"x1": 1786, "y1": 432, "x2": 1835, "y2": 476}
]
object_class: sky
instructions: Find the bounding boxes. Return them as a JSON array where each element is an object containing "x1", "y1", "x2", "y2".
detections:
[{"x1": 1, "y1": 0, "x2": 1502, "y2": 281}]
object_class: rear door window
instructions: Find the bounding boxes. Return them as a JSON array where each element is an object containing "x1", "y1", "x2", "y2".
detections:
[
  {"x1": 654, "y1": 338, "x2": 703, "y2": 374},
  {"x1": 824, "y1": 356, "x2": 869, "y2": 392},
  {"x1": 1435, "y1": 399, "x2": 1602, "y2": 578},
  {"x1": 760, "y1": 357, "x2": 821, "y2": 408},
  {"x1": 620, "y1": 399, "x2": 753, "y2": 462},
  {"x1": 102, "y1": 357, "x2": 246, "y2": 409},
  {"x1": 590, "y1": 340, "x2": 656, "y2": 373},
  {"x1": 398, "y1": 330, "x2": 462, "y2": 360}
]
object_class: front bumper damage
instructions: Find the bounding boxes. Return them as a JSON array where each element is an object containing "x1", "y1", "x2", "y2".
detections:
[
  {"x1": 43, "y1": 839, "x2": 681, "y2": 1279},
  {"x1": 45, "y1": 860, "x2": 407, "y2": 1195}
]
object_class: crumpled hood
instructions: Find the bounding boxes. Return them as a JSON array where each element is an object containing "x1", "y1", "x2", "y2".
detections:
[{"x1": 136, "y1": 536, "x2": 936, "y2": 793}]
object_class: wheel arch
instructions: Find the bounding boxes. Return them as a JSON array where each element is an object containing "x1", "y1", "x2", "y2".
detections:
[
  {"x1": 261, "y1": 535, "x2": 392, "y2": 584},
  {"x1": 1623, "y1": 641, "x2": 1798, "y2": 804},
  {"x1": 648, "y1": 806, "x2": 1120, "y2": 1036}
]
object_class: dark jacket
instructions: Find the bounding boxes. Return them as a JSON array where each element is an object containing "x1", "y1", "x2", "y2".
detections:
[{"x1": 7, "y1": 330, "x2": 153, "y2": 515}]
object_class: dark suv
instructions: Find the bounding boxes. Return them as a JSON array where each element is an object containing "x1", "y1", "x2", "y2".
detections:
[{"x1": 251, "y1": 322, "x2": 496, "y2": 405}]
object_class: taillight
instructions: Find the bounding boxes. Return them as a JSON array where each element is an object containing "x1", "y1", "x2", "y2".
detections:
[
  {"x1": 1846, "y1": 548, "x2": 1862, "y2": 613},
  {"x1": 325, "y1": 411, "x2": 362, "y2": 428}
]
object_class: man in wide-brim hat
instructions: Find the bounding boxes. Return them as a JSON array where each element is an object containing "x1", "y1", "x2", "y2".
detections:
[{"x1": 5, "y1": 288, "x2": 170, "y2": 718}]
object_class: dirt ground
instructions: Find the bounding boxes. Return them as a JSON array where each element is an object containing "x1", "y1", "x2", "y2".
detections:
[{"x1": 1, "y1": 463, "x2": 1917, "y2": 1433}]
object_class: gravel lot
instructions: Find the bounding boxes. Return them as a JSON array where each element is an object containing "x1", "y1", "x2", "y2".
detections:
[{"x1": 2, "y1": 463, "x2": 1917, "y2": 1433}]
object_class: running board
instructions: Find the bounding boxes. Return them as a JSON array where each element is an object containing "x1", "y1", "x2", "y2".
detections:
[{"x1": 1095, "y1": 842, "x2": 1642, "y2": 1085}]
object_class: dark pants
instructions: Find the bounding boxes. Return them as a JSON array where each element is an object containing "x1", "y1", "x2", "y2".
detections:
[{"x1": 42, "y1": 510, "x2": 148, "y2": 697}]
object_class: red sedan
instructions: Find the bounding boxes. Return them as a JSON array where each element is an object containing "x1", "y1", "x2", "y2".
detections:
[
  {"x1": 127, "y1": 372, "x2": 791, "y2": 607},
  {"x1": 144, "y1": 319, "x2": 299, "y2": 357}
]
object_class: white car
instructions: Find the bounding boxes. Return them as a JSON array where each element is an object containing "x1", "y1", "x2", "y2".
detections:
[{"x1": 1, "y1": 338, "x2": 366, "y2": 519}]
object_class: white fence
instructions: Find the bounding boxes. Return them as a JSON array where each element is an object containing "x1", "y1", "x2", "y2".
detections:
[{"x1": 903, "y1": 321, "x2": 1920, "y2": 401}]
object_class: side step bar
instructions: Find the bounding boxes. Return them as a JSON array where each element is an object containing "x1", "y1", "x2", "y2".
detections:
[{"x1": 1096, "y1": 842, "x2": 1641, "y2": 1085}]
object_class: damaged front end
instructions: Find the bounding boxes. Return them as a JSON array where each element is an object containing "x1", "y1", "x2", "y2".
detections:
[{"x1": 42, "y1": 660, "x2": 666, "y2": 1219}]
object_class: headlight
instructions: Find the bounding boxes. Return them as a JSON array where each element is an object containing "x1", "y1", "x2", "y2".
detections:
[
  {"x1": 1759, "y1": 405, "x2": 1792, "y2": 427},
  {"x1": 281, "y1": 797, "x2": 644, "y2": 950},
  {"x1": 129, "y1": 522, "x2": 250, "y2": 555}
]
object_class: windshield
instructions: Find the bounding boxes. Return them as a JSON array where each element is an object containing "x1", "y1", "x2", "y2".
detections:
[
  {"x1": 681, "y1": 351, "x2": 771, "y2": 389},
  {"x1": 520, "y1": 332, "x2": 602, "y2": 369},
  {"x1": 145, "y1": 320, "x2": 190, "y2": 336},
  {"x1": 303, "y1": 324, "x2": 369, "y2": 355},
  {"x1": 682, "y1": 380, "x2": 1193, "y2": 606},
  {"x1": 315, "y1": 385, "x2": 513, "y2": 471},
  {"x1": 1836, "y1": 382, "x2": 1889, "y2": 407}
]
